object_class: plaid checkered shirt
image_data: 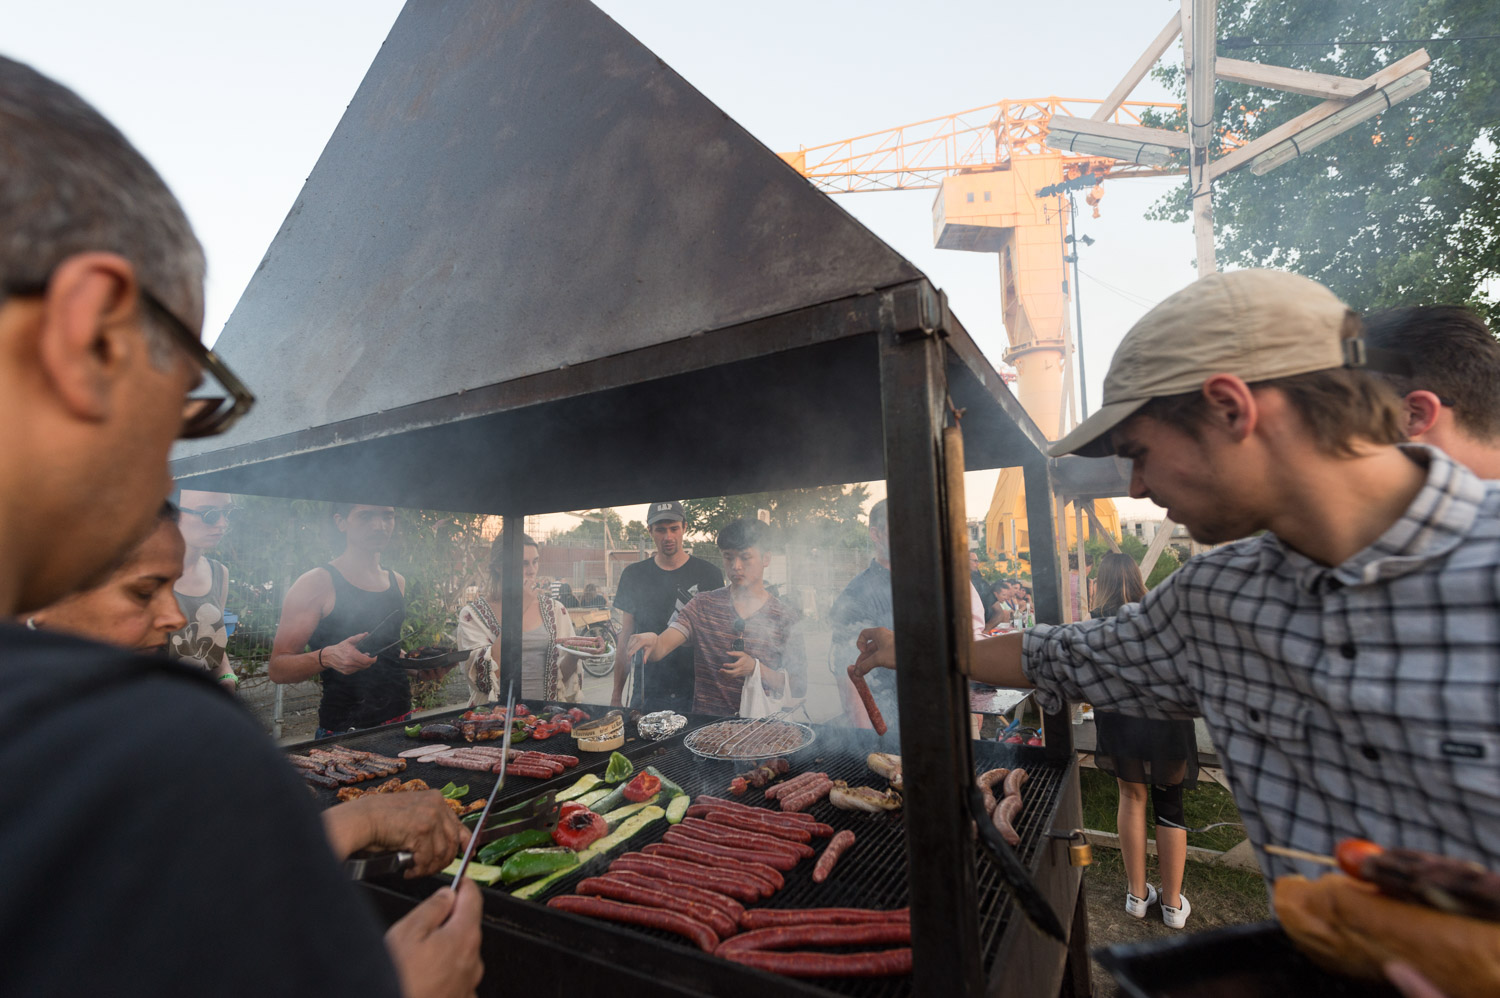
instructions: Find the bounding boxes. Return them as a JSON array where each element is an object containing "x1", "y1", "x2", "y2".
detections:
[{"x1": 1023, "y1": 445, "x2": 1500, "y2": 882}]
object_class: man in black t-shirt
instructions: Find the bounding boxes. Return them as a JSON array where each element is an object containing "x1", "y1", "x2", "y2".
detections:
[
  {"x1": 610, "y1": 501, "x2": 723, "y2": 711},
  {"x1": 0, "y1": 57, "x2": 481, "y2": 997}
]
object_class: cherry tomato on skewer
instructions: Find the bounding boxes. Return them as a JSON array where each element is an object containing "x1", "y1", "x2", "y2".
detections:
[{"x1": 1336, "y1": 838, "x2": 1384, "y2": 878}]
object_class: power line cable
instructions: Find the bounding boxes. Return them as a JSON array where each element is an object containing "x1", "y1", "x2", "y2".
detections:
[{"x1": 1221, "y1": 34, "x2": 1500, "y2": 49}]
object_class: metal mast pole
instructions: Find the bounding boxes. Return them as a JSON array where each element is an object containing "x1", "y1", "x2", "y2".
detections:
[{"x1": 1067, "y1": 191, "x2": 1089, "y2": 418}]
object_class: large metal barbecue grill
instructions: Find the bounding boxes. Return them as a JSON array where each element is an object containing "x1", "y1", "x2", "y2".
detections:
[{"x1": 172, "y1": 1, "x2": 1091, "y2": 993}]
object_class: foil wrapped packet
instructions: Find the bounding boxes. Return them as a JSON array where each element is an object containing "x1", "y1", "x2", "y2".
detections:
[{"x1": 637, "y1": 710, "x2": 687, "y2": 740}]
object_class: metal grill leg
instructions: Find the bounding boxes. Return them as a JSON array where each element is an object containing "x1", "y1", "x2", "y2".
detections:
[{"x1": 879, "y1": 321, "x2": 984, "y2": 996}]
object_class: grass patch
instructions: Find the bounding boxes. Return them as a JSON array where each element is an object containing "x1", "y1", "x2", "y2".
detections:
[{"x1": 1079, "y1": 766, "x2": 1248, "y2": 853}]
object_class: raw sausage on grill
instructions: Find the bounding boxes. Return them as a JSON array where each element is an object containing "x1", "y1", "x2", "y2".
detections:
[
  {"x1": 812, "y1": 831, "x2": 856, "y2": 884},
  {"x1": 547, "y1": 895, "x2": 719, "y2": 953},
  {"x1": 718, "y1": 920, "x2": 912, "y2": 955},
  {"x1": 721, "y1": 948, "x2": 913, "y2": 978},
  {"x1": 573, "y1": 877, "x2": 738, "y2": 939},
  {"x1": 605, "y1": 871, "x2": 745, "y2": 924},
  {"x1": 642, "y1": 843, "x2": 787, "y2": 888},
  {"x1": 739, "y1": 907, "x2": 909, "y2": 929}
]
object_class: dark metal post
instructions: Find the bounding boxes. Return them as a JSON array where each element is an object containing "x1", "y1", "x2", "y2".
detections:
[
  {"x1": 879, "y1": 321, "x2": 984, "y2": 997},
  {"x1": 500, "y1": 515, "x2": 525, "y2": 694},
  {"x1": 1023, "y1": 458, "x2": 1074, "y2": 762}
]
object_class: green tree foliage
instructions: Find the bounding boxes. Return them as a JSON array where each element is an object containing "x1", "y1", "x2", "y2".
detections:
[
  {"x1": 681, "y1": 484, "x2": 873, "y2": 550},
  {"x1": 549, "y1": 509, "x2": 651, "y2": 552},
  {"x1": 1144, "y1": 1, "x2": 1500, "y2": 322}
]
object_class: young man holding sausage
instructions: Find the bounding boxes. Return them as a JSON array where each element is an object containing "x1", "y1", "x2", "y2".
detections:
[
  {"x1": 629, "y1": 517, "x2": 805, "y2": 716},
  {"x1": 858, "y1": 271, "x2": 1500, "y2": 938},
  {"x1": 0, "y1": 56, "x2": 481, "y2": 996}
]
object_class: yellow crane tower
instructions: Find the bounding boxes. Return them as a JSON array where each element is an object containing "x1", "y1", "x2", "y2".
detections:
[{"x1": 782, "y1": 97, "x2": 1183, "y2": 566}]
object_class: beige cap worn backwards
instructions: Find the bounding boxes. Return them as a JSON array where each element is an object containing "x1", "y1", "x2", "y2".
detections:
[{"x1": 1049, "y1": 269, "x2": 1359, "y2": 458}]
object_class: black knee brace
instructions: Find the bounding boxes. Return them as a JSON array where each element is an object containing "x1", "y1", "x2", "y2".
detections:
[{"x1": 1151, "y1": 782, "x2": 1186, "y2": 828}]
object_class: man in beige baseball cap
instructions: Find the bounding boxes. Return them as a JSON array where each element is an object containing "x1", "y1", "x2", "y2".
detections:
[{"x1": 856, "y1": 269, "x2": 1500, "y2": 954}]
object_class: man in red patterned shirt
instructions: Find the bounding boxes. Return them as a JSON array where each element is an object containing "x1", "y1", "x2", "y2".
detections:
[{"x1": 627, "y1": 518, "x2": 805, "y2": 716}]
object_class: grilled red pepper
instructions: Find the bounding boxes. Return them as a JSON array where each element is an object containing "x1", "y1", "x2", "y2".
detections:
[
  {"x1": 568, "y1": 708, "x2": 590, "y2": 724},
  {"x1": 623, "y1": 772, "x2": 662, "y2": 803},
  {"x1": 555, "y1": 718, "x2": 573, "y2": 734},
  {"x1": 531, "y1": 720, "x2": 560, "y2": 740},
  {"x1": 551, "y1": 803, "x2": 608, "y2": 851}
]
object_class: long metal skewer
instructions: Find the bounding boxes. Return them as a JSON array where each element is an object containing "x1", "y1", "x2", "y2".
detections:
[{"x1": 451, "y1": 682, "x2": 516, "y2": 886}]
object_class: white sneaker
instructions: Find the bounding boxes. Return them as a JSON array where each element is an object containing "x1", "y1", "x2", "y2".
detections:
[
  {"x1": 1161, "y1": 893, "x2": 1191, "y2": 929},
  {"x1": 1125, "y1": 883, "x2": 1157, "y2": 918}
]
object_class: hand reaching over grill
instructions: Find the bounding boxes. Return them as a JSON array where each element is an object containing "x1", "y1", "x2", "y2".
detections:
[
  {"x1": 853, "y1": 628, "x2": 896, "y2": 675},
  {"x1": 626, "y1": 631, "x2": 658, "y2": 659},
  {"x1": 322, "y1": 634, "x2": 378, "y2": 675},
  {"x1": 386, "y1": 878, "x2": 484, "y2": 998},
  {"x1": 322, "y1": 791, "x2": 467, "y2": 878}
]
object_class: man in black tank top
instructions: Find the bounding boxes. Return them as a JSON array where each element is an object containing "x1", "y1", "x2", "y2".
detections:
[{"x1": 270, "y1": 505, "x2": 414, "y2": 734}]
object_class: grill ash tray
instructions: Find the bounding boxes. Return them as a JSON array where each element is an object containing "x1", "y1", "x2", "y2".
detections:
[{"x1": 1096, "y1": 921, "x2": 1400, "y2": 998}]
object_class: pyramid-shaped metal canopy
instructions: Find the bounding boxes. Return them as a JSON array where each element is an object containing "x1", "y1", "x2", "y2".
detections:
[{"x1": 172, "y1": 0, "x2": 937, "y2": 504}]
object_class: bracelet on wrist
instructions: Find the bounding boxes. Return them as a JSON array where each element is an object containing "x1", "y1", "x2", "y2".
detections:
[{"x1": 219, "y1": 672, "x2": 237, "y2": 684}]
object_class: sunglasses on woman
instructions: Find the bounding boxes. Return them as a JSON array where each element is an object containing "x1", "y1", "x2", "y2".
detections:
[{"x1": 182, "y1": 506, "x2": 238, "y2": 526}]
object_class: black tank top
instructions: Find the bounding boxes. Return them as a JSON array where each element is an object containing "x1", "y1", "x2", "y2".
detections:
[{"x1": 308, "y1": 564, "x2": 409, "y2": 732}]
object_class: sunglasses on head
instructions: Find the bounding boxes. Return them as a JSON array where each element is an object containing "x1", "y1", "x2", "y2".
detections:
[{"x1": 3, "y1": 271, "x2": 255, "y2": 439}]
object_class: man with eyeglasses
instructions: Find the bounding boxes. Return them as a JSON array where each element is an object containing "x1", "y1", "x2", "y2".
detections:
[
  {"x1": 167, "y1": 489, "x2": 239, "y2": 691},
  {"x1": 628, "y1": 517, "x2": 805, "y2": 717},
  {"x1": 0, "y1": 57, "x2": 481, "y2": 997}
]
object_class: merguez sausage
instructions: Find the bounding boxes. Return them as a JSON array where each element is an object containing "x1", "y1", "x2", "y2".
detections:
[
  {"x1": 667, "y1": 827, "x2": 808, "y2": 865},
  {"x1": 703, "y1": 810, "x2": 812, "y2": 843},
  {"x1": 658, "y1": 832, "x2": 800, "y2": 873},
  {"x1": 573, "y1": 877, "x2": 738, "y2": 939},
  {"x1": 609, "y1": 856, "x2": 764, "y2": 903},
  {"x1": 718, "y1": 920, "x2": 912, "y2": 955},
  {"x1": 722, "y1": 948, "x2": 913, "y2": 978},
  {"x1": 847, "y1": 664, "x2": 887, "y2": 736},
  {"x1": 547, "y1": 895, "x2": 719, "y2": 953},
  {"x1": 643, "y1": 842, "x2": 787, "y2": 887},
  {"x1": 780, "y1": 778, "x2": 833, "y2": 813},
  {"x1": 812, "y1": 831, "x2": 856, "y2": 883},
  {"x1": 605, "y1": 871, "x2": 744, "y2": 924},
  {"x1": 763, "y1": 772, "x2": 825, "y2": 801},
  {"x1": 676, "y1": 819, "x2": 813, "y2": 858},
  {"x1": 739, "y1": 908, "x2": 908, "y2": 929},
  {"x1": 694, "y1": 796, "x2": 820, "y2": 823}
]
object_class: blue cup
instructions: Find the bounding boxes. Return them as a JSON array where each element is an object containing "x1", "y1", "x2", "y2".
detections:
[{"x1": 222, "y1": 612, "x2": 239, "y2": 637}]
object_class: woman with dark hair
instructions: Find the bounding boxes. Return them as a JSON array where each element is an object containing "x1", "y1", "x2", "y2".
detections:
[
  {"x1": 1091, "y1": 551, "x2": 1198, "y2": 929},
  {"x1": 454, "y1": 534, "x2": 577, "y2": 704}
]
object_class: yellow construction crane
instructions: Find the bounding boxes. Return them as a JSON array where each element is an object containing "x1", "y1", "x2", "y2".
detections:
[{"x1": 782, "y1": 97, "x2": 1186, "y2": 566}]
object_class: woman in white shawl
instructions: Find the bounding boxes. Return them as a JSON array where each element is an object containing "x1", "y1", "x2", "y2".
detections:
[{"x1": 454, "y1": 534, "x2": 578, "y2": 704}]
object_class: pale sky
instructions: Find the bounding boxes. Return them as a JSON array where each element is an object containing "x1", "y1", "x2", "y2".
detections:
[{"x1": 5, "y1": 0, "x2": 1191, "y2": 525}]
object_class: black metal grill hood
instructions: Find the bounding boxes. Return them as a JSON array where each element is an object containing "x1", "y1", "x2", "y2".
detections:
[{"x1": 170, "y1": 0, "x2": 957, "y2": 512}]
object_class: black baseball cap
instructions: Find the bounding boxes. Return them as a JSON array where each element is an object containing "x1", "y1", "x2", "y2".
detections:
[{"x1": 647, "y1": 500, "x2": 686, "y2": 526}]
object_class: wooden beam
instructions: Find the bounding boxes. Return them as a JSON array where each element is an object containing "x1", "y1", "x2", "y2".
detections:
[
  {"x1": 1084, "y1": 505, "x2": 1120, "y2": 553},
  {"x1": 1049, "y1": 115, "x2": 1191, "y2": 149},
  {"x1": 1138, "y1": 515, "x2": 1177, "y2": 579},
  {"x1": 1215, "y1": 56, "x2": 1368, "y2": 99},
  {"x1": 1208, "y1": 47, "x2": 1430, "y2": 180},
  {"x1": 1092, "y1": 13, "x2": 1182, "y2": 121}
]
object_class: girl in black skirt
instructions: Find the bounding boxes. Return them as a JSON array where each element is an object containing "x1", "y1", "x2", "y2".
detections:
[{"x1": 1091, "y1": 552, "x2": 1198, "y2": 928}]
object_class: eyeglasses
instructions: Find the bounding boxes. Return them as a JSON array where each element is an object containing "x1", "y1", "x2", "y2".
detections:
[
  {"x1": 181, "y1": 506, "x2": 238, "y2": 526},
  {"x1": 3, "y1": 274, "x2": 255, "y2": 439}
]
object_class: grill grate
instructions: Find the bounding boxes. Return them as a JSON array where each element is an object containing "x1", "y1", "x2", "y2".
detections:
[{"x1": 299, "y1": 719, "x2": 1068, "y2": 998}]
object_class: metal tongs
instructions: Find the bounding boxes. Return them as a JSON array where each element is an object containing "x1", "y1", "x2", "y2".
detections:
[{"x1": 464, "y1": 790, "x2": 563, "y2": 846}]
